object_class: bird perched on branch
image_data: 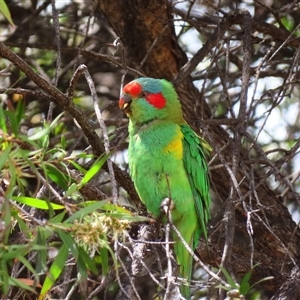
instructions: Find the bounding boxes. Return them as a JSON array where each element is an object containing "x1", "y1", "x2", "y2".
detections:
[{"x1": 119, "y1": 77, "x2": 211, "y2": 298}]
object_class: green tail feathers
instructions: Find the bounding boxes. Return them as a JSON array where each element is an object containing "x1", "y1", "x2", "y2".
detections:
[
  {"x1": 174, "y1": 235, "x2": 193, "y2": 298},
  {"x1": 172, "y1": 209, "x2": 201, "y2": 299}
]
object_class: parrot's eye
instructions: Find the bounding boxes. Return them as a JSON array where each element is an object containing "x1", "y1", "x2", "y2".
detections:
[{"x1": 141, "y1": 91, "x2": 148, "y2": 98}]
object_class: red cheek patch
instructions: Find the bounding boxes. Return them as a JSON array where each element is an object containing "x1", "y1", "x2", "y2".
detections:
[
  {"x1": 123, "y1": 81, "x2": 142, "y2": 97},
  {"x1": 146, "y1": 93, "x2": 166, "y2": 109}
]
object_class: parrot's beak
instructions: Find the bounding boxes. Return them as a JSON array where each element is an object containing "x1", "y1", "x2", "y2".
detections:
[{"x1": 119, "y1": 94, "x2": 132, "y2": 113}]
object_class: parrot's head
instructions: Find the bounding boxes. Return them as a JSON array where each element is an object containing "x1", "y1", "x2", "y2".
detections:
[{"x1": 119, "y1": 78, "x2": 184, "y2": 126}]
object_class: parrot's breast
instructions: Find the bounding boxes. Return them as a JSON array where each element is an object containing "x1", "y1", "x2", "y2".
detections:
[
  {"x1": 163, "y1": 130, "x2": 183, "y2": 160},
  {"x1": 128, "y1": 121, "x2": 194, "y2": 218}
]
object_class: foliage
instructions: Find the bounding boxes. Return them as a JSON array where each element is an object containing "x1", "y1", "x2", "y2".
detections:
[
  {"x1": 218, "y1": 265, "x2": 273, "y2": 299},
  {"x1": 0, "y1": 102, "x2": 144, "y2": 298},
  {"x1": 0, "y1": 0, "x2": 14, "y2": 26}
]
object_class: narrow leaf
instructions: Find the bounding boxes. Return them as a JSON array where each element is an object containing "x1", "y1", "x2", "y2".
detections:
[
  {"x1": 4, "y1": 110, "x2": 18, "y2": 136},
  {"x1": 0, "y1": 0, "x2": 14, "y2": 26},
  {"x1": 79, "y1": 153, "x2": 110, "y2": 187},
  {"x1": 100, "y1": 246, "x2": 109, "y2": 276},
  {"x1": 12, "y1": 196, "x2": 65, "y2": 210},
  {"x1": 0, "y1": 105, "x2": 7, "y2": 134},
  {"x1": 49, "y1": 211, "x2": 66, "y2": 223},
  {"x1": 100, "y1": 202, "x2": 132, "y2": 213},
  {"x1": 0, "y1": 145, "x2": 11, "y2": 170},
  {"x1": 219, "y1": 266, "x2": 237, "y2": 289},
  {"x1": 15, "y1": 98, "x2": 25, "y2": 125},
  {"x1": 1, "y1": 260, "x2": 9, "y2": 295},
  {"x1": 250, "y1": 276, "x2": 274, "y2": 290},
  {"x1": 240, "y1": 270, "x2": 252, "y2": 288},
  {"x1": 49, "y1": 112, "x2": 64, "y2": 130},
  {"x1": 57, "y1": 229, "x2": 78, "y2": 259},
  {"x1": 68, "y1": 160, "x2": 87, "y2": 174},
  {"x1": 64, "y1": 200, "x2": 109, "y2": 223},
  {"x1": 9, "y1": 277, "x2": 36, "y2": 293},
  {"x1": 35, "y1": 228, "x2": 48, "y2": 274},
  {"x1": 39, "y1": 244, "x2": 68, "y2": 299},
  {"x1": 239, "y1": 281, "x2": 250, "y2": 295},
  {"x1": 28, "y1": 126, "x2": 52, "y2": 141},
  {"x1": 15, "y1": 214, "x2": 29, "y2": 235},
  {"x1": 77, "y1": 247, "x2": 98, "y2": 275},
  {"x1": 65, "y1": 183, "x2": 78, "y2": 197},
  {"x1": 44, "y1": 163, "x2": 69, "y2": 190},
  {"x1": 107, "y1": 212, "x2": 149, "y2": 222},
  {"x1": 17, "y1": 256, "x2": 37, "y2": 276}
]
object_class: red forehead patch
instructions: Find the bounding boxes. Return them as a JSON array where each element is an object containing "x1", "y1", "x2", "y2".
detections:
[
  {"x1": 146, "y1": 93, "x2": 166, "y2": 109},
  {"x1": 123, "y1": 81, "x2": 142, "y2": 97}
]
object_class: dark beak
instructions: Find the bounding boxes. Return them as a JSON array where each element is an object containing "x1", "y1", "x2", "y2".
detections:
[{"x1": 119, "y1": 94, "x2": 132, "y2": 112}]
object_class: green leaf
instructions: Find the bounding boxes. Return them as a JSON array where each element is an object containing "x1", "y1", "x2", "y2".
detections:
[
  {"x1": 16, "y1": 255, "x2": 38, "y2": 285},
  {"x1": 77, "y1": 255, "x2": 88, "y2": 281},
  {"x1": 106, "y1": 212, "x2": 149, "y2": 222},
  {"x1": 44, "y1": 163, "x2": 69, "y2": 191},
  {"x1": 4, "y1": 110, "x2": 18, "y2": 136},
  {"x1": 12, "y1": 196, "x2": 65, "y2": 210},
  {"x1": 49, "y1": 112, "x2": 65, "y2": 130},
  {"x1": 49, "y1": 211, "x2": 66, "y2": 223},
  {"x1": 1, "y1": 244, "x2": 48, "y2": 261},
  {"x1": 239, "y1": 269, "x2": 252, "y2": 295},
  {"x1": 239, "y1": 281, "x2": 250, "y2": 295},
  {"x1": 57, "y1": 229, "x2": 78, "y2": 258},
  {"x1": 250, "y1": 276, "x2": 274, "y2": 290},
  {"x1": 7, "y1": 156, "x2": 17, "y2": 197},
  {"x1": 3, "y1": 100, "x2": 24, "y2": 136},
  {"x1": 216, "y1": 284, "x2": 231, "y2": 291},
  {"x1": 100, "y1": 243, "x2": 109, "y2": 276},
  {"x1": 68, "y1": 159, "x2": 87, "y2": 174},
  {"x1": 39, "y1": 244, "x2": 68, "y2": 299},
  {"x1": 15, "y1": 214, "x2": 29, "y2": 236},
  {"x1": 65, "y1": 183, "x2": 78, "y2": 197},
  {"x1": 0, "y1": 106, "x2": 7, "y2": 135},
  {"x1": 2, "y1": 197, "x2": 11, "y2": 244},
  {"x1": 76, "y1": 153, "x2": 95, "y2": 159},
  {"x1": 28, "y1": 126, "x2": 52, "y2": 141},
  {"x1": 100, "y1": 202, "x2": 132, "y2": 213},
  {"x1": 281, "y1": 16, "x2": 294, "y2": 31},
  {"x1": 29, "y1": 112, "x2": 64, "y2": 141},
  {"x1": 61, "y1": 134, "x2": 66, "y2": 149},
  {"x1": 1, "y1": 260, "x2": 9, "y2": 295},
  {"x1": 64, "y1": 200, "x2": 109, "y2": 223},
  {"x1": 0, "y1": 145, "x2": 11, "y2": 170},
  {"x1": 2, "y1": 245, "x2": 29, "y2": 261},
  {"x1": 41, "y1": 134, "x2": 49, "y2": 148},
  {"x1": 79, "y1": 153, "x2": 110, "y2": 187},
  {"x1": 15, "y1": 98, "x2": 25, "y2": 125},
  {"x1": 77, "y1": 246, "x2": 98, "y2": 275},
  {"x1": 9, "y1": 277, "x2": 36, "y2": 293},
  {"x1": 35, "y1": 228, "x2": 48, "y2": 274},
  {"x1": 219, "y1": 266, "x2": 237, "y2": 289},
  {"x1": 0, "y1": 0, "x2": 14, "y2": 26}
]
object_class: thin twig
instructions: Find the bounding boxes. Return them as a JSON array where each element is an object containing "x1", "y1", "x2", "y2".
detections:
[
  {"x1": 47, "y1": 0, "x2": 62, "y2": 122},
  {"x1": 76, "y1": 65, "x2": 118, "y2": 203}
]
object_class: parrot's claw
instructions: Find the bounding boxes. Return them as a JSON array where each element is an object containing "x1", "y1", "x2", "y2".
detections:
[{"x1": 160, "y1": 197, "x2": 175, "y2": 215}]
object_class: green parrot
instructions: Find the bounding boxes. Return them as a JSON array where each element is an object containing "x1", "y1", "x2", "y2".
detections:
[{"x1": 119, "y1": 77, "x2": 211, "y2": 298}]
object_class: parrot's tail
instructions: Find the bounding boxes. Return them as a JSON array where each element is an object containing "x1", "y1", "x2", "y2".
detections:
[{"x1": 172, "y1": 223, "x2": 197, "y2": 299}]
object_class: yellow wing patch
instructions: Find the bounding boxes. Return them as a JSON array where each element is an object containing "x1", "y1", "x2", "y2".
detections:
[{"x1": 163, "y1": 128, "x2": 183, "y2": 160}]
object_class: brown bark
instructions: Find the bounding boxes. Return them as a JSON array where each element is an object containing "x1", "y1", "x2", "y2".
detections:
[
  {"x1": 96, "y1": 0, "x2": 300, "y2": 295},
  {"x1": 270, "y1": 265, "x2": 300, "y2": 300}
]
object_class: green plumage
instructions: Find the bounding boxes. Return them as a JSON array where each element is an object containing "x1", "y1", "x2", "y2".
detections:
[{"x1": 119, "y1": 78, "x2": 211, "y2": 299}]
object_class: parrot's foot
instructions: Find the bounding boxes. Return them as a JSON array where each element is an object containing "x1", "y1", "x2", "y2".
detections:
[{"x1": 160, "y1": 197, "x2": 175, "y2": 216}]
